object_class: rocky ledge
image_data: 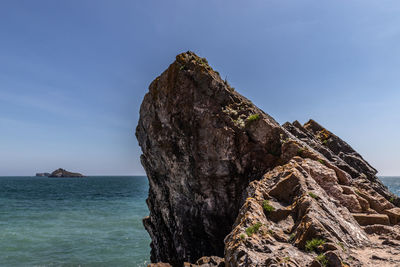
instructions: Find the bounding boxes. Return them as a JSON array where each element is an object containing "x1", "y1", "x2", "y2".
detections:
[
  {"x1": 136, "y1": 51, "x2": 400, "y2": 266},
  {"x1": 48, "y1": 168, "x2": 85, "y2": 178}
]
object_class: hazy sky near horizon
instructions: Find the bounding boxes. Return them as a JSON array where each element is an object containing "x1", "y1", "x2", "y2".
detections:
[{"x1": 1, "y1": 1, "x2": 400, "y2": 175}]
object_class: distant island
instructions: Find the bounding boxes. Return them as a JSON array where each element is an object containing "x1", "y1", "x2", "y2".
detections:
[
  {"x1": 36, "y1": 168, "x2": 85, "y2": 178},
  {"x1": 35, "y1": 172, "x2": 51, "y2": 177}
]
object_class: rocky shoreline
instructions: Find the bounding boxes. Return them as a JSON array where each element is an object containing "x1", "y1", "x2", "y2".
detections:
[{"x1": 136, "y1": 52, "x2": 400, "y2": 266}]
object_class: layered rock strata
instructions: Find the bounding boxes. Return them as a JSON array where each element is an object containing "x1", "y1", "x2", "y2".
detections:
[{"x1": 136, "y1": 52, "x2": 400, "y2": 266}]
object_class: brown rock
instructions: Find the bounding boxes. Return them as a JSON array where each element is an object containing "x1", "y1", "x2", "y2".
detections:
[
  {"x1": 363, "y1": 224, "x2": 400, "y2": 237},
  {"x1": 383, "y1": 208, "x2": 400, "y2": 225},
  {"x1": 224, "y1": 158, "x2": 368, "y2": 267},
  {"x1": 309, "y1": 260, "x2": 322, "y2": 267},
  {"x1": 352, "y1": 213, "x2": 390, "y2": 226},
  {"x1": 195, "y1": 256, "x2": 225, "y2": 267},
  {"x1": 324, "y1": 251, "x2": 342, "y2": 267},
  {"x1": 284, "y1": 120, "x2": 399, "y2": 205},
  {"x1": 136, "y1": 52, "x2": 400, "y2": 266}
]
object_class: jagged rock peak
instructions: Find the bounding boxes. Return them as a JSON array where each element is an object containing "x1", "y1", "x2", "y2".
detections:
[
  {"x1": 137, "y1": 52, "x2": 400, "y2": 266},
  {"x1": 137, "y1": 51, "x2": 293, "y2": 265}
]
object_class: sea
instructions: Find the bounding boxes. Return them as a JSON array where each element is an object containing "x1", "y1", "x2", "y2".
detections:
[
  {"x1": 0, "y1": 176, "x2": 399, "y2": 267},
  {"x1": 0, "y1": 176, "x2": 150, "y2": 267}
]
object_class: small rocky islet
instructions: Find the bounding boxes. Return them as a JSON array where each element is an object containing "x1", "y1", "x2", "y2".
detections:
[
  {"x1": 136, "y1": 51, "x2": 400, "y2": 266},
  {"x1": 36, "y1": 168, "x2": 85, "y2": 178}
]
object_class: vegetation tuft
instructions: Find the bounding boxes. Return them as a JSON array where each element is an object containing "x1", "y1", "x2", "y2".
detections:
[
  {"x1": 305, "y1": 238, "x2": 326, "y2": 252},
  {"x1": 247, "y1": 114, "x2": 260, "y2": 123},
  {"x1": 308, "y1": 192, "x2": 318, "y2": 199},
  {"x1": 316, "y1": 254, "x2": 328, "y2": 266},
  {"x1": 245, "y1": 222, "x2": 262, "y2": 237},
  {"x1": 263, "y1": 200, "x2": 275, "y2": 213}
]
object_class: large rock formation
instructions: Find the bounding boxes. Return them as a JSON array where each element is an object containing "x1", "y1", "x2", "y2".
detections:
[
  {"x1": 136, "y1": 51, "x2": 290, "y2": 265},
  {"x1": 136, "y1": 52, "x2": 400, "y2": 266}
]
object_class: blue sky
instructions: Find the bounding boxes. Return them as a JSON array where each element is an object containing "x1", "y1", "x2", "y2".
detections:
[{"x1": 1, "y1": 1, "x2": 400, "y2": 175}]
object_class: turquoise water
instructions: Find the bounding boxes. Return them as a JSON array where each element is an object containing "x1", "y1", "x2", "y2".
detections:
[
  {"x1": 0, "y1": 176, "x2": 399, "y2": 267},
  {"x1": 0, "y1": 176, "x2": 151, "y2": 267},
  {"x1": 380, "y1": 176, "x2": 400, "y2": 196}
]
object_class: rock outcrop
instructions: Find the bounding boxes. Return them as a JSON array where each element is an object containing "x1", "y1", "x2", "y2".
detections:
[
  {"x1": 48, "y1": 168, "x2": 85, "y2": 178},
  {"x1": 136, "y1": 52, "x2": 400, "y2": 266}
]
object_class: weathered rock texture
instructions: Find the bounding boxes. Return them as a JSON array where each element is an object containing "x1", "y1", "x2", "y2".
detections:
[
  {"x1": 136, "y1": 52, "x2": 290, "y2": 265},
  {"x1": 136, "y1": 52, "x2": 400, "y2": 266}
]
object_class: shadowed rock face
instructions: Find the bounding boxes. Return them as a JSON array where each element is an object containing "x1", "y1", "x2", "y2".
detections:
[
  {"x1": 136, "y1": 52, "x2": 400, "y2": 266},
  {"x1": 136, "y1": 52, "x2": 290, "y2": 265}
]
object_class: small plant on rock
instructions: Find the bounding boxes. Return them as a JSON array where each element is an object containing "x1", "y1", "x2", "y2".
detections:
[
  {"x1": 318, "y1": 159, "x2": 325, "y2": 165},
  {"x1": 337, "y1": 242, "x2": 345, "y2": 250},
  {"x1": 389, "y1": 197, "x2": 395, "y2": 203},
  {"x1": 262, "y1": 200, "x2": 275, "y2": 213},
  {"x1": 245, "y1": 222, "x2": 262, "y2": 237},
  {"x1": 240, "y1": 234, "x2": 246, "y2": 240},
  {"x1": 305, "y1": 238, "x2": 326, "y2": 252},
  {"x1": 316, "y1": 254, "x2": 328, "y2": 266},
  {"x1": 308, "y1": 192, "x2": 318, "y2": 199},
  {"x1": 246, "y1": 114, "x2": 260, "y2": 123},
  {"x1": 288, "y1": 233, "x2": 296, "y2": 242}
]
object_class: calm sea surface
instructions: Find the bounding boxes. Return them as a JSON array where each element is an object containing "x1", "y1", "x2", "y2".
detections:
[
  {"x1": 0, "y1": 176, "x2": 399, "y2": 267},
  {"x1": 0, "y1": 176, "x2": 150, "y2": 267}
]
